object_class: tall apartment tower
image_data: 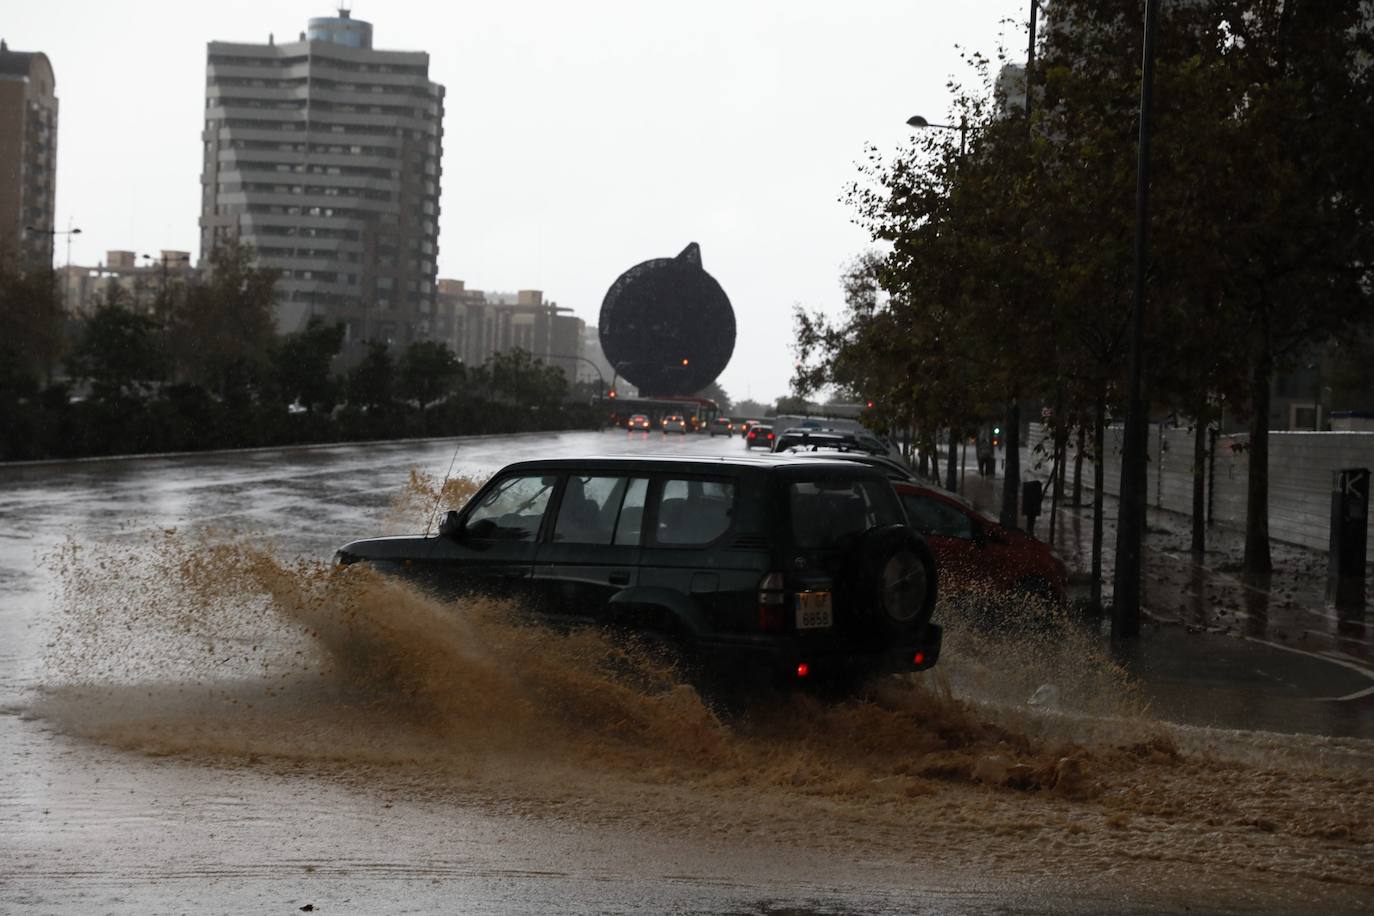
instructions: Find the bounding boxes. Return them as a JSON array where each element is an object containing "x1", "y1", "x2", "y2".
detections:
[
  {"x1": 0, "y1": 41, "x2": 58, "y2": 271},
  {"x1": 199, "y1": 10, "x2": 445, "y2": 349}
]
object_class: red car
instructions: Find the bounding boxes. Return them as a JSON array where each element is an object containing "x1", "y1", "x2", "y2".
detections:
[{"x1": 893, "y1": 481, "x2": 1067, "y2": 604}]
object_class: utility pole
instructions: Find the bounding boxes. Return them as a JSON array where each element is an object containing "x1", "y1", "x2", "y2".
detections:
[
  {"x1": 1000, "y1": 0, "x2": 1041, "y2": 531},
  {"x1": 1112, "y1": 0, "x2": 1161, "y2": 641}
]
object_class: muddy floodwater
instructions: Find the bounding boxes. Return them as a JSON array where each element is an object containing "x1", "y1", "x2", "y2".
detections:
[{"x1": 2, "y1": 432, "x2": 1372, "y2": 914}]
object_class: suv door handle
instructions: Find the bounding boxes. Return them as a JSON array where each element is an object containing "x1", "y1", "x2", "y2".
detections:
[{"x1": 608, "y1": 572, "x2": 630, "y2": 586}]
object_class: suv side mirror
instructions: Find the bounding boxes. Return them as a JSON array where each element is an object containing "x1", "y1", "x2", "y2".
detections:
[
  {"x1": 466, "y1": 518, "x2": 498, "y2": 540},
  {"x1": 438, "y1": 510, "x2": 462, "y2": 538}
]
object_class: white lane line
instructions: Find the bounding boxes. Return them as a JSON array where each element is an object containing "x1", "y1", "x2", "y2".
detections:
[{"x1": 1235, "y1": 634, "x2": 1374, "y2": 702}]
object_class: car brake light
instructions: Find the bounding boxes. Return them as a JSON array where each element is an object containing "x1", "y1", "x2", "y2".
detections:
[
  {"x1": 796, "y1": 663, "x2": 810, "y2": 678},
  {"x1": 757, "y1": 572, "x2": 786, "y2": 632},
  {"x1": 767, "y1": 433, "x2": 775, "y2": 440},
  {"x1": 914, "y1": 651, "x2": 926, "y2": 666}
]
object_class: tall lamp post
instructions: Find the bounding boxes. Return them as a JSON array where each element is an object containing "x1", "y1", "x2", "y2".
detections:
[
  {"x1": 140, "y1": 252, "x2": 191, "y2": 323},
  {"x1": 1111, "y1": 0, "x2": 1161, "y2": 641},
  {"x1": 25, "y1": 221, "x2": 81, "y2": 270}
]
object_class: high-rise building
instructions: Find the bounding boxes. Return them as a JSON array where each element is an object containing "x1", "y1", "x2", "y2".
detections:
[
  {"x1": 199, "y1": 10, "x2": 445, "y2": 351},
  {"x1": 0, "y1": 41, "x2": 58, "y2": 271}
]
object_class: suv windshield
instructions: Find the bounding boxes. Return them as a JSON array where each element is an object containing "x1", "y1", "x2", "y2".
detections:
[{"x1": 788, "y1": 477, "x2": 901, "y2": 550}]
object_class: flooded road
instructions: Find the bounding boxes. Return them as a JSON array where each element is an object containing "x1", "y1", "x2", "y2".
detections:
[{"x1": 2, "y1": 432, "x2": 1372, "y2": 914}]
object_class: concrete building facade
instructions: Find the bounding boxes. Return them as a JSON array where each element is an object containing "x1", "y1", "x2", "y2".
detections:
[
  {"x1": 0, "y1": 41, "x2": 58, "y2": 272},
  {"x1": 199, "y1": 10, "x2": 444, "y2": 351},
  {"x1": 435, "y1": 279, "x2": 586, "y2": 384},
  {"x1": 58, "y1": 249, "x2": 196, "y2": 317}
]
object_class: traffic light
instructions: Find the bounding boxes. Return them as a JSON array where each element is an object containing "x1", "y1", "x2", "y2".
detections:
[
  {"x1": 866, "y1": 400, "x2": 875, "y2": 409},
  {"x1": 609, "y1": 389, "x2": 617, "y2": 398}
]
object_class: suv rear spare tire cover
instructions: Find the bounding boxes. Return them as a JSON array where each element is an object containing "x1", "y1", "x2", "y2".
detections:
[{"x1": 842, "y1": 524, "x2": 937, "y2": 635}]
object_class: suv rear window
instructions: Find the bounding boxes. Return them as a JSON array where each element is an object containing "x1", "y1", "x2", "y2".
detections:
[
  {"x1": 654, "y1": 478, "x2": 736, "y2": 545},
  {"x1": 789, "y1": 478, "x2": 900, "y2": 549}
]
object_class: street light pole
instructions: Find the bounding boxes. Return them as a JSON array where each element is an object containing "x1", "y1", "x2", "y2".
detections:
[{"x1": 1111, "y1": 0, "x2": 1161, "y2": 641}]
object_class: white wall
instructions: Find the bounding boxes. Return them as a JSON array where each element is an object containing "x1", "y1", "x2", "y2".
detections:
[{"x1": 1026, "y1": 422, "x2": 1374, "y2": 563}]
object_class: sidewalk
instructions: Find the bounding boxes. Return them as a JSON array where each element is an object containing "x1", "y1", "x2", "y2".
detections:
[{"x1": 945, "y1": 454, "x2": 1374, "y2": 739}]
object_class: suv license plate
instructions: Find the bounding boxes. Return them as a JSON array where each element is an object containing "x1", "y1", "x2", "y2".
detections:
[{"x1": 796, "y1": 591, "x2": 833, "y2": 629}]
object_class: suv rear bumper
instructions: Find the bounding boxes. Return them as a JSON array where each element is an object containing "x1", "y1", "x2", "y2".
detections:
[{"x1": 693, "y1": 623, "x2": 942, "y2": 679}]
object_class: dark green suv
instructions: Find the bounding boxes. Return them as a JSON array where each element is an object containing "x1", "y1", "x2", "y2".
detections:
[{"x1": 335, "y1": 455, "x2": 941, "y2": 686}]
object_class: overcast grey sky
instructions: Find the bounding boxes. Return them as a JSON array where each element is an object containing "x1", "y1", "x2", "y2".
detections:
[{"x1": 10, "y1": 0, "x2": 1028, "y2": 403}]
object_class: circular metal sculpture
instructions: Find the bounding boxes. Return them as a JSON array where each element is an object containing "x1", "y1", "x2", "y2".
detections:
[{"x1": 598, "y1": 243, "x2": 735, "y2": 396}]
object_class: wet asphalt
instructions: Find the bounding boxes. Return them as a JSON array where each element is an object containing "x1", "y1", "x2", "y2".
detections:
[{"x1": 1, "y1": 429, "x2": 1370, "y2": 914}]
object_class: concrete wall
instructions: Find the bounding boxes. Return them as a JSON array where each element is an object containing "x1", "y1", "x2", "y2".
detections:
[{"x1": 1026, "y1": 422, "x2": 1374, "y2": 563}]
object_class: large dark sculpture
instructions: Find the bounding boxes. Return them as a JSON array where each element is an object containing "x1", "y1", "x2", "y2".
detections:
[{"x1": 598, "y1": 243, "x2": 735, "y2": 396}]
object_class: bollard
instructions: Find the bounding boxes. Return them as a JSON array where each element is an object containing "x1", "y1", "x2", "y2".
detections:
[
  {"x1": 1328, "y1": 468, "x2": 1369, "y2": 609},
  {"x1": 1022, "y1": 479, "x2": 1044, "y2": 537}
]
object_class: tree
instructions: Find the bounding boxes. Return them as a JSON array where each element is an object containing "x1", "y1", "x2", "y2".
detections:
[
  {"x1": 347, "y1": 340, "x2": 396, "y2": 411},
  {"x1": 398, "y1": 340, "x2": 463, "y2": 431},
  {"x1": 172, "y1": 243, "x2": 279, "y2": 400},
  {"x1": 695, "y1": 381, "x2": 732, "y2": 413},
  {"x1": 0, "y1": 256, "x2": 64, "y2": 389},
  {"x1": 273, "y1": 317, "x2": 345, "y2": 412},
  {"x1": 733, "y1": 398, "x2": 770, "y2": 419},
  {"x1": 480, "y1": 348, "x2": 567, "y2": 411},
  {"x1": 65, "y1": 287, "x2": 167, "y2": 403}
]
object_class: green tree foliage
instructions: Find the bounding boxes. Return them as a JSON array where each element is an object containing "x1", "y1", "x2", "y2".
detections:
[
  {"x1": 274, "y1": 317, "x2": 345, "y2": 412},
  {"x1": 347, "y1": 340, "x2": 396, "y2": 411},
  {"x1": 398, "y1": 340, "x2": 463, "y2": 411},
  {"x1": 65, "y1": 287, "x2": 167, "y2": 402},
  {"x1": 172, "y1": 242, "x2": 279, "y2": 400},
  {"x1": 694, "y1": 381, "x2": 732, "y2": 413},
  {"x1": 732, "y1": 398, "x2": 770, "y2": 419},
  {"x1": 803, "y1": 0, "x2": 1373, "y2": 582},
  {"x1": 0, "y1": 257, "x2": 64, "y2": 391},
  {"x1": 475, "y1": 348, "x2": 568, "y2": 411}
]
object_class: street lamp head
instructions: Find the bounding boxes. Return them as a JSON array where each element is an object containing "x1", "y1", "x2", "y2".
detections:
[{"x1": 906, "y1": 115, "x2": 931, "y2": 129}]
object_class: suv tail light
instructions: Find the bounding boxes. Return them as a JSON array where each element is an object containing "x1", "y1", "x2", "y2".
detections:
[{"x1": 758, "y1": 571, "x2": 786, "y2": 631}]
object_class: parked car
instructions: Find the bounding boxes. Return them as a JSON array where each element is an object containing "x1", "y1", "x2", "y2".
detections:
[
  {"x1": 771, "y1": 428, "x2": 891, "y2": 457},
  {"x1": 709, "y1": 417, "x2": 734, "y2": 437},
  {"x1": 336, "y1": 456, "x2": 942, "y2": 690},
  {"x1": 661, "y1": 414, "x2": 688, "y2": 434},
  {"x1": 626, "y1": 414, "x2": 652, "y2": 431},
  {"x1": 744, "y1": 424, "x2": 775, "y2": 449},
  {"x1": 783, "y1": 449, "x2": 917, "y2": 483},
  {"x1": 893, "y1": 481, "x2": 1066, "y2": 606}
]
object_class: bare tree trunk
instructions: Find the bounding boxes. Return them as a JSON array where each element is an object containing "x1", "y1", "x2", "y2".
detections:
[
  {"x1": 1244, "y1": 331, "x2": 1274, "y2": 579},
  {"x1": 1000, "y1": 400, "x2": 1021, "y2": 529},
  {"x1": 1048, "y1": 444, "x2": 1062, "y2": 542},
  {"x1": 1073, "y1": 423, "x2": 1085, "y2": 507},
  {"x1": 1190, "y1": 394, "x2": 1209, "y2": 557},
  {"x1": 1091, "y1": 388, "x2": 1107, "y2": 613},
  {"x1": 946, "y1": 428, "x2": 959, "y2": 493}
]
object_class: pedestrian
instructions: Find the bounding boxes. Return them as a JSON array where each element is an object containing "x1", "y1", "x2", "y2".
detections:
[{"x1": 976, "y1": 432, "x2": 994, "y2": 477}]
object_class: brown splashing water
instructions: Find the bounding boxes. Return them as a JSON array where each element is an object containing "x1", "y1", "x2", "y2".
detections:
[{"x1": 31, "y1": 472, "x2": 1374, "y2": 905}]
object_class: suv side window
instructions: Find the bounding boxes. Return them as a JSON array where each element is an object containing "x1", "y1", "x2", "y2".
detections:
[
  {"x1": 654, "y1": 478, "x2": 736, "y2": 546},
  {"x1": 789, "y1": 478, "x2": 901, "y2": 549},
  {"x1": 465, "y1": 474, "x2": 556, "y2": 540},
  {"x1": 553, "y1": 475, "x2": 646, "y2": 545},
  {"x1": 902, "y1": 493, "x2": 975, "y2": 539}
]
